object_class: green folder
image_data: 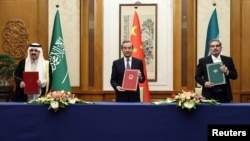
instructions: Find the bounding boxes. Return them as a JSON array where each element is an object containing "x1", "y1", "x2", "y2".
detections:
[{"x1": 206, "y1": 62, "x2": 226, "y2": 85}]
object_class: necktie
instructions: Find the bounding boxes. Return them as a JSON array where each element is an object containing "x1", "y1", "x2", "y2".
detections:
[{"x1": 126, "y1": 58, "x2": 130, "y2": 69}]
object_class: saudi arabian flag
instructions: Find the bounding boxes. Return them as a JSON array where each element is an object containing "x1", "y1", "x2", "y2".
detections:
[
  {"x1": 204, "y1": 8, "x2": 219, "y2": 56},
  {"x1": 49, "y1": 10, "x2": 71, "y2": 92}
]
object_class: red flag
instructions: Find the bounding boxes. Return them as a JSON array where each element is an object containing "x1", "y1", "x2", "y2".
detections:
[{"x1": 130, "y1": 11, "x2": 150, "y2": 102}]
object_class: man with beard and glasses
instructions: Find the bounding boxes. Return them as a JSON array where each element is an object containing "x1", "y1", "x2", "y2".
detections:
[{"x1": 195, "y1": 39, "x2": 238, "y2": 103}]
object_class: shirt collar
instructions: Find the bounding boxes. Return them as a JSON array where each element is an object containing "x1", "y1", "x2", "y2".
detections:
[
  {"x1": 211, "y1": 55, "x2": 221, "y2": 63},
  {"x1": 124, "y1": 57, "x2": 132, "y2": 61}
]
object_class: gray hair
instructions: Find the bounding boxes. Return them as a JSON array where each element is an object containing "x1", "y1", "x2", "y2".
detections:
[
  {"x1": 121, "y1": 40, "x2": 133, "y2": 49},
  {"x1": 209, "y1": 39, "x2": 222, "y2": 46}
]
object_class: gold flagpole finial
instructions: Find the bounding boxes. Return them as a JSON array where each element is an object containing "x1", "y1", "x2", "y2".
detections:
[
  {"x1": 212, "y1": 0, "x2": 216, "y2": 6},
  {"x1": 134, "y1": 1, "x2": 141, "y2": 9}
]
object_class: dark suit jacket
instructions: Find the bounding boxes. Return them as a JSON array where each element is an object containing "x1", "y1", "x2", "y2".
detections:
[
  {"x1": 13, "y1": 59, "x2": 53, "y2": 102},
  {"x1": 195, "y1": 55, "x2": 238, "y2": 102},
  {"x1": 110, "y1": 57, "x2": 145, "y2": 102}
]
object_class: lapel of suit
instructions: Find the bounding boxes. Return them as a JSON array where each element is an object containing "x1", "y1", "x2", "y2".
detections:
[
  {"x1": 220, "y1": 55, "x2": 227, "y2": 65},
  {"x1": 206, "y1": 55, "x2": 213, "y2": 64},
  {"x1": 120, "y1": 58, "x2": 126, "y2": 70},
  {"x1": 131, "y1": 57, "x2": 136, "y2": 69}
]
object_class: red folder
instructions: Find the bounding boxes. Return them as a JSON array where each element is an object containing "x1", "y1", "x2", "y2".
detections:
[
  {"x1": 23, "y1": 72, "x2": 39, "y2": 94},
  {"x1": 122, "y1": 69, "x2": 139, "y2": 91}
]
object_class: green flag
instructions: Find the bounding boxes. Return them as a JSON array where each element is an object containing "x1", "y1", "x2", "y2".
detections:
[
  {"x1": 49, "y1": 10, "x2": 71, "y2": 92},
  {"x1": 204, "y1": 8, "x2": 219, "y2": 56}
]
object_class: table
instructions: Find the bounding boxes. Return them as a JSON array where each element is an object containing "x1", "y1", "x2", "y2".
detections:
[{"x1": 1, "y1": 102, "x2": 250, "y2": 141}]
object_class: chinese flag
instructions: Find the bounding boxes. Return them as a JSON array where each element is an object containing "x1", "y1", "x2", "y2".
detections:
[{"x1": 130, "y1": 11, "x2": 150, "y2": 102}]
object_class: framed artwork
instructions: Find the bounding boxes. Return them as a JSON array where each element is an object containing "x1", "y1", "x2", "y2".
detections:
[{"x1": 119, "y1": 4, "x2": 157, "y2": 81}]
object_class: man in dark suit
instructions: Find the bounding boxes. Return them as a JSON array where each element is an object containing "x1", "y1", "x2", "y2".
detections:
[
  {"x1": 195, "y1": 39, "x2": 238, "y2": 103},
  {"x1": 110, "y1": 40, "x2": 145, "y2": 102}
]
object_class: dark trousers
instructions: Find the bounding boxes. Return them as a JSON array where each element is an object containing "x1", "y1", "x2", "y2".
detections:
[
  {"x1": 210, "y1": 85, "x2": 229, "y2": 103},
  {"x1": 116, "y1": 91, "x2": 140, "y2": 102}
]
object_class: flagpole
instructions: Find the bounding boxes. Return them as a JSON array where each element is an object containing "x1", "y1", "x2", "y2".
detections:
[
  {"x1": 134, "y1": 1, "x2": 141, "y2": 9},
  {"x1": 130, "y1": 4, "x2": 151, "y2": 102},
  {"x1": 204, "y1": 0, "x2": 219, "y2": 57},
  {"x1": 49, "y1": 5, "x2": 72, "y2": 92}
]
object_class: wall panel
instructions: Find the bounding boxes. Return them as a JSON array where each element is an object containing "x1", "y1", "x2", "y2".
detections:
[{"x1": 0, "y1": 0, "x2": 48, "y2": 58}]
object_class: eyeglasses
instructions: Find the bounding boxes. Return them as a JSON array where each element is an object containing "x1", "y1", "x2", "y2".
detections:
[
  {"x1": 210, "y1": 45, "x2": 221, "y2": 48},
  {"x1": 29, "y1": 49, "x2": 40, "y2": 52}
]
